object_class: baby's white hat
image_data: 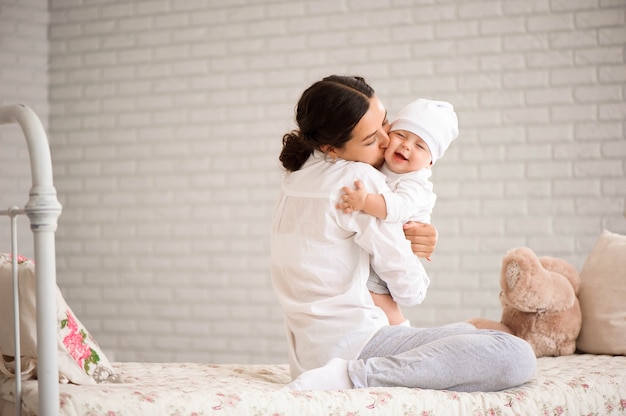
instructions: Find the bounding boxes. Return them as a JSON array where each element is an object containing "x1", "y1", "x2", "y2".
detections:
[{"x1": 390, "y1": 98, "x2": 459, "y2": 165}]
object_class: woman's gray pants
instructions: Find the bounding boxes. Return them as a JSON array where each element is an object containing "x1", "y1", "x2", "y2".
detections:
[{"x1": 349, "y1": 322, "x2": 537, "y2": 392}]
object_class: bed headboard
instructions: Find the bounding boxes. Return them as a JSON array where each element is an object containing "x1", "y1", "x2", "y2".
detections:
[{"x1": 0, "y1": 104, "x2": 62, "y2": 416}]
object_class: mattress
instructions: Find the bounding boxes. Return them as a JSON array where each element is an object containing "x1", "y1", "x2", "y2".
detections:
[{"x1": 1, "y1": 354, "x2": 625, "y2": 415}]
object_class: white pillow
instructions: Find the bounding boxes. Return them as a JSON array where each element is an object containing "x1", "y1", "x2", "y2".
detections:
[
  {"x1": 0, "y1": 253, "x2": 119, "y2": 384},
  {"x1": 576, "y1": 230, "x2": 626, "y2": 355}
]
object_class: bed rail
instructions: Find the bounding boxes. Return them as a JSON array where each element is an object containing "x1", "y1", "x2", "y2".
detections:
[{"x1": 0, "y1": 104, "x2": 62, "y2": 416}]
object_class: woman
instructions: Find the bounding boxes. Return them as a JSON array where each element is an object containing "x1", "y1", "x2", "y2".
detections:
[{"x1": 270, "y1": 75, "x2": 536, "y2": 391}]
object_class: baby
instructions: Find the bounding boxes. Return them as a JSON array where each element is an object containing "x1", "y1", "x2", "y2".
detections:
[{"x1": 337, "y1": 98, "x2": 459, "y2": 326}]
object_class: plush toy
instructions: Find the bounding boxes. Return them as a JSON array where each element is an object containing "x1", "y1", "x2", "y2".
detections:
[{"x1": 470, "y1": 247, "x2": 582, "y2": 358}]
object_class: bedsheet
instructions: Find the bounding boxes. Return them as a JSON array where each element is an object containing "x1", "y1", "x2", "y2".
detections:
[{"x1": 1, "y1": 354, "x2": 625, "y2": 415}]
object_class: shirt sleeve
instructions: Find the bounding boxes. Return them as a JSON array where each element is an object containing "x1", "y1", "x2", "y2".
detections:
[{"x1": 381, "y1": 171, "x2": 436, "y2": 223}]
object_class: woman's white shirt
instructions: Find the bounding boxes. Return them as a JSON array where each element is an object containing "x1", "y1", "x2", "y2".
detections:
[{"x1": 270, "y1": 151, "x2": 430, "y2": 378}]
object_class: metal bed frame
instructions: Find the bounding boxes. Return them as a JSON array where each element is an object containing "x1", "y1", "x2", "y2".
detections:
[{"x1": 0, "y1": 104, "x2": 62, "y2": 416}]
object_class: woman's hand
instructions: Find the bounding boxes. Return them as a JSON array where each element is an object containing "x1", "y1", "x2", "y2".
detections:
[{"x1": 403, "y1": 222, "x2": 438, "y2": 259}]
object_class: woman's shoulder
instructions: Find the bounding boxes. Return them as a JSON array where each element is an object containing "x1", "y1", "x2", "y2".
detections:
[
  {"x1": 338, "y1": 159, "x2": 381, "y2": 175},
  {"x1": 339, "y1": 161, "x2": 389, "y2": 189},
  {"x1": 347, "y1": 160, "x2": 379, "y2": 173}
]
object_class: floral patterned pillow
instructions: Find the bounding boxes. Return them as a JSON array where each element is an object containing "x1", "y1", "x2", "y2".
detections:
[{"x1": 0, "y1": 253, "x2": 119, "y2": 384}]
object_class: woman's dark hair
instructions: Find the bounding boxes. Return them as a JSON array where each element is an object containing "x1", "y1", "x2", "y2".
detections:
[{"x1": 279, "y1": 75, "x2": 375, "y2": 172}]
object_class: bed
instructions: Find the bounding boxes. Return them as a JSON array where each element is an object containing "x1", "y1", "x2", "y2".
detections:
[{"x1": 1, "y1": 103, "x2": 625, "y2": 416}]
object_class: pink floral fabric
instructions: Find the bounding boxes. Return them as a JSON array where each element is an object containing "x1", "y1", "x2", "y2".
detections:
[
  {"x1": 0, "y1": 253, "x2": 118, "y2": 385},
  {"x1": 60, "y1": 310, "x2": 100, "y2": 373},
  {"x1": 11, "y1": 254, "x2": 30, "y2": 264},
  {"x1": 1, "y1": 354, "x2": 624, "y2": 415}
]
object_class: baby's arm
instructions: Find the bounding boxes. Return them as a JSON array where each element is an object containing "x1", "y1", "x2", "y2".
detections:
[{"x1": 337, "y1": 180, "x2": 388, "y2": 219}]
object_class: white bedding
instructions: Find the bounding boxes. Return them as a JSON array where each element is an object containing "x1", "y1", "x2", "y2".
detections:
[{"x1": 1, "y1": 354, "x2": 625, "y2": 415}]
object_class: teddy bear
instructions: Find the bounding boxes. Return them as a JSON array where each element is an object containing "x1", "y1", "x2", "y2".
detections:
[{"x1": 469, "y1": 247, "x2": 582, "y2": 358}]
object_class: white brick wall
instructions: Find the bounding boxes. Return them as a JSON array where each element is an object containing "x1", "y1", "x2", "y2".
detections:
[
  {"x1": 0, "y1": 0, "x2": 49, "y2": 258},
  {"x1": 2, "y1": 0, "x2": 625, "y2": 365}
]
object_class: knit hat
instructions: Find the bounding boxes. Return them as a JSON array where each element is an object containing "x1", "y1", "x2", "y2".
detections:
[{"x1": 390, "y1": 99, "x2": 459, "y2": 165}]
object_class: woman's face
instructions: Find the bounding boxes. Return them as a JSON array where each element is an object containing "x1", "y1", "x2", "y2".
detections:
[{"x1": 329, "y1": 96, "x2": 390, "y2": 168}]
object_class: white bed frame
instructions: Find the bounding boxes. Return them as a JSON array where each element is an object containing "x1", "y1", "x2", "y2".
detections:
[{"x1": 0, "y1": 104, "x2": 62, "y2": 416}]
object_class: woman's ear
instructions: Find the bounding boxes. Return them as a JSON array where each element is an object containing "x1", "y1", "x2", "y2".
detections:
[{"x1": 320, "y1": 144, "x2": 337, "y2": 157}]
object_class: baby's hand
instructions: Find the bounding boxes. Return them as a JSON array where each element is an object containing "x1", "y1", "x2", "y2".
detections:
[{"x1": 336, "y1": 180, "x2": 368, "y2": 214}]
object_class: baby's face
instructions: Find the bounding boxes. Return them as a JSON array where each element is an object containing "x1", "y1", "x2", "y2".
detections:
[{"x1": 384, "y1": 130, "x2": 432, "y2": 174}]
